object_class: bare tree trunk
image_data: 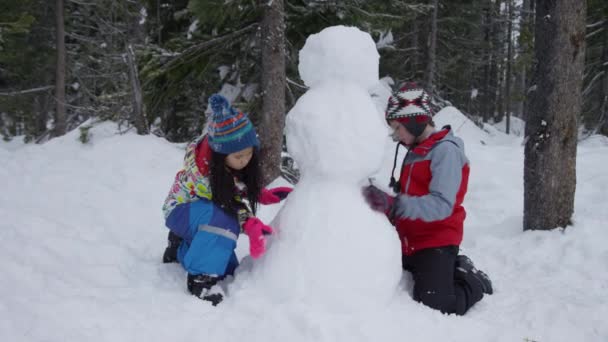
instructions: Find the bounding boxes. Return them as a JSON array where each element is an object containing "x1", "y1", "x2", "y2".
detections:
[
  {"x1": 488, "y1": 0, "x2": 502, "y2": 122},
  {"x1": 258, "y1": 0, "x2": 286, "y2": 186},
  {"x1": 127, "y1": 44, "x2": 148, "y2": 135},
  {"x1": 523, "y1": 0, "x2": 536, "y2": 123},
  {"x1": 505, "y1": 0, "x2": 514, "y2": 134},
  {"x1": 481, "y1": 0, "x2": 493, "y2": 123},
  {"x1": 425, "y1": 0, "x2": 439, "y2": 92},
  {"x1": 53, "y1": 0, "x2": 67, "y2": 137},
  {"x1": 493, "y1": 0, "x2": 506, "y2": 124},
  {"x1": 156, "y1": 0, "x2": 162, "y2": 44},
  {"x1": 34, "y1": 91, "x2": 50, "y2": 138},
  {"x1": 410, "y1": 16, "x2": 419, "y2": 81},
  {"x1": 515, "y1": 0, "x2": 531, "y2": 118},
  {"x1": 599, "y1": 19, "x2": 608, "y2": 136},
  {"x1": 524, "y1": 0, "x2": 586, "y2": 231}
]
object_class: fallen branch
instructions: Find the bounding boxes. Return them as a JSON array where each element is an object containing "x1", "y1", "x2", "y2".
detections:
[{"x1": 0, "y1": 86, "x2": 55, "y2": 96}]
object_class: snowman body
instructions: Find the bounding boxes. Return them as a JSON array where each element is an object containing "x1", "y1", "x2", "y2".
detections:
[{"x1": 250, "y1": 27, "x2": 402, "y2": 311}]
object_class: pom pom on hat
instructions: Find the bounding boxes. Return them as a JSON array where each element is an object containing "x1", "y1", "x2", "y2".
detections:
[{"x1": 209, "y1": 93, "x2": 231, "y2": 118}]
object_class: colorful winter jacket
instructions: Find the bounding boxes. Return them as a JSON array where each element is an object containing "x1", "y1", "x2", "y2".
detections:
[
  {"x1": 392, "y1": 127, "x2": 470, "y2": 256},
  {"x1": 162, "y1": 134, "x2": 213, "y2": 220}
]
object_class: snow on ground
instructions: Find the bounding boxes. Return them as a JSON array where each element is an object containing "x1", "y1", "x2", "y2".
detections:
[{"x1": 1, "y1": 110, "x2": 607, "y2": 341}]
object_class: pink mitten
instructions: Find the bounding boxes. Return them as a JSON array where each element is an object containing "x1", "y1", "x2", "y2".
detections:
[
  {"x1": 259, "y1": 187, "x2": 293, "y2": 205},
  {"x1": 243, "y1": 217, "x2": 274, "y2": 259}
]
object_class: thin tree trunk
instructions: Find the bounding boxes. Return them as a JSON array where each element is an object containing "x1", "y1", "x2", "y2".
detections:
[
  {"x1": 34, "y1": 90, "x2": 50, "y2": 138},
  {"x1": 523, "y1": 0, "x2": 586, "y2": 231},
  {"x1": 258, "y1": 0, "x2": 286, "y2": 186},
  {"x1": 488, "y1": 0, "x2": 502, "y2": 122},
  {"x1": 599, "y1": 19, "x2": 608, "y2": 136},
  {"x1": 127, "y1": 44, "x2": 148, "y2": 135},
  {"x1": 425, "y1": 0, "x2": 438, "y2": 92},
  {"x1": 156, "y1": 0, "x2": 162, "y2": 44},
  {"x1": 493, "y1": 0, "x2": 506, "y2": 124},
  {"x1": 524, "y1": 0, "x2": 536, "y2": 123},
  {"x1": 410, "y1": 16, "x2": 419, "y2": 80},
  {"x1": 505, "y1": 0, "x2": 514, "y2": 133},
  {"x1": 53, "y1": 0, "x2": 67, "y2": 137},
  {"x1": 515, "y1": 0, "x2": 531, "y2": 119},
  {"x1": 481, "y1": 0, "x2": 493, "y2": 123}
]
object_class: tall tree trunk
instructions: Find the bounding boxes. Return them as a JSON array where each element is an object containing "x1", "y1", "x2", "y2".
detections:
[
  {"x1": 126, "y1": 1, "x2": 148, "y2": 135},
  {"x1": 488, "y1": 0, "x2": 502, "y2": 122},
  {"x1": 34, "y1": 91, "x2": 50, "y2": 138},
  {"x1": 493, "y1": 0, "x2": 506, "y2": 123},
  {"x1": 523, "y1": 0, "x2": 586, "y2": 231},
  {"x1": 425, "y1": 0, "x2": 439, "y2": 92},
  {"x1": 53, "y1": 0, "x2": 67, "y2": 137},
  {"x1": 523, "y1": 0, "x2": 537, "y2": 123},
  {"x1": 156, "y1": 0, "x2": 162, "y2": 44},
  {"x1": 127, "y1": 44, "x2": 149, "y2": 135},
  {"x1": 505, "y1": 0, "x2": 514, "y2": 133},
  {"x1": 599, "y1": 19, "x2": 608, "y2": 136},
  {"x1": 515, "y1": 0, "x2": 532, "y2": 118},
  {"x1": 481, "y1": 0, "x2": 493, "y2": 123},
  {"x1": 410, "y1": 16, "x2": 419, "y2": 81},
  {"x1": 258, "y1": 0, "x2": 286, "y2": 186}
]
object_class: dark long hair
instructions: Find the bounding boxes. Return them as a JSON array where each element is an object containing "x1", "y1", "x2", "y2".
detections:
[{"x1": 209, "y1": 149, "x2": 262, "y2": 218}]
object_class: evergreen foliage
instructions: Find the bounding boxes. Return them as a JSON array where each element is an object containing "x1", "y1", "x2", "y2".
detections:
[{"x1": 0, "y1": 0, "x2": 606, "y2": 142}]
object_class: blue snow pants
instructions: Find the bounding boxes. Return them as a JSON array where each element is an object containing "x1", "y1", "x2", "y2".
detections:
[{"x1": 165, "y1": 199, "x2": 240, "y2": 276}]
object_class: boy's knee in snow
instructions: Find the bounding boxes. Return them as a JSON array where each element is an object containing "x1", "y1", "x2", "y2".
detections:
[{"x1": 415, "y1": 291, "x2": 458, "y2": 315}]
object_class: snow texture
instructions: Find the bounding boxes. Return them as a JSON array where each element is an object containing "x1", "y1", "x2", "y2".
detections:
[{"x1": 2, "y1": 109, "x2": 608, "y2": 341}]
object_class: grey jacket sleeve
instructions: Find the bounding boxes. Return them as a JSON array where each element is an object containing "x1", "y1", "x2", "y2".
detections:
[{"x1": 392, "y1": 142, "x2": 466, "y2": 222}]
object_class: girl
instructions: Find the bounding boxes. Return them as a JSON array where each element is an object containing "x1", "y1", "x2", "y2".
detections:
[
  {"x1": 161, "y1": 94, "x2": 291, "y2": 305},
  {"x1": 363, "y1": 83, "x2": 492, "y2": 315}
]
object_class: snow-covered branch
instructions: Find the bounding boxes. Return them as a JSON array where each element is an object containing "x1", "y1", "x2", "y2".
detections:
[
  {"x1": 586, "y1": 27, "x2": 604, "y2": 39},
  {"x1": 583, "y1": 71, "x2": 605, "y2": 96},
  {"x1": 286, "y1": 77, "x2": 307, "y2": 90}
]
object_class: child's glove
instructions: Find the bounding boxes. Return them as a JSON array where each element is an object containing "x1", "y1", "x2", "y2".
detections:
[
  {"x1": 362, "y1": 185, "x2": 395, "y2": 215},
  {"x1": 243, "y1": 217, "x2": 274, "y2": 259},
  {"x1": 259, "y1": 187, "x2": 293, "y2": 205}
]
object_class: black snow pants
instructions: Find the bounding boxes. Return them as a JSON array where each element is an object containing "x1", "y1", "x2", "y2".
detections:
[{"x1": 402, "y1": 246, "x2": 484, "y2": 315}]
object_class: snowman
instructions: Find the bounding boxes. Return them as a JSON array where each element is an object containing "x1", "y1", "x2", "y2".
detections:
[{"x1": 237, "y1": 26, "x2": 403, "y2": 313}]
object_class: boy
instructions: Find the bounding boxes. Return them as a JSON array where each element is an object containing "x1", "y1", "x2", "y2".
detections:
[{"x1": 363, "y1": 83, "x2": 492, "y2": 315}]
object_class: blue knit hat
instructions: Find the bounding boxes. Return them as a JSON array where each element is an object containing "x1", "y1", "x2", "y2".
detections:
[{"x1": 207, "y1": 94, "x2": 259, "y2": 154}]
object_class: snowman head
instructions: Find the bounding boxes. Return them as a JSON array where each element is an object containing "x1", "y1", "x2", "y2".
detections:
[
  {"x1": 287, "y1": 26, "x2": 388, "y2": 182},
  {"x1": 298, "y1": 26, "x2": 379, "y2": 90}
]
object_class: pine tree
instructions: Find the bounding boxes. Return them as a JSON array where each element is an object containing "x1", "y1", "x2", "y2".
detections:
[
  {"x1": 524, "y1": 0, "x2": 586, "y2": 230},
  {"x1": 0, "y1": 0, "x2": 54, "y2": 141},
  {"x1": 582, "y1": 0, "x2": 608, "y2": 136}
]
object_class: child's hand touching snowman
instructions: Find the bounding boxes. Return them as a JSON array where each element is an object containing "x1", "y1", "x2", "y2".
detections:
[
  {"x1": 259, "y1": 187, "x2": 293, "y2": 205},
  {"x1": 362, "y1": 184, "x2": 395, "y2": 216},
  {"x1": 243, "y1": 217, "x2": 275, "y2": 259}
]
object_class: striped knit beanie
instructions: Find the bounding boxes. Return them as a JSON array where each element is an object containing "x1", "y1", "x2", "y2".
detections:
[
  {"x1": 385, "y1": 82, "x2": 434, "y2": 137},
  {"x1": 207, "y1": 94, "x2": 259, "y2": 154}
]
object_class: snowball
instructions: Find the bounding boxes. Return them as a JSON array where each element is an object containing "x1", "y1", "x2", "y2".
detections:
[{"x1": 298, "y1": 26, "x2": 379, "y2": 89}]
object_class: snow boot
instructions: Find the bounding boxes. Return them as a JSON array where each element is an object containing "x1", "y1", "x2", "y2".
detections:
[
  {"x1": 162, "y1": 231, "x2": 182, "y2": 263},
  {"x1": 187, "y1": 273, "x2": 224, "y2": 306},
  {"x1": 455, "y1": 255, "x2": 493, "y2": 295}
]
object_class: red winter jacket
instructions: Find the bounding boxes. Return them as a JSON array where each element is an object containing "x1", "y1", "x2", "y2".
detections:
[{"x1": 392, "y1": 127, "x2": 470, "y2": 256}]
